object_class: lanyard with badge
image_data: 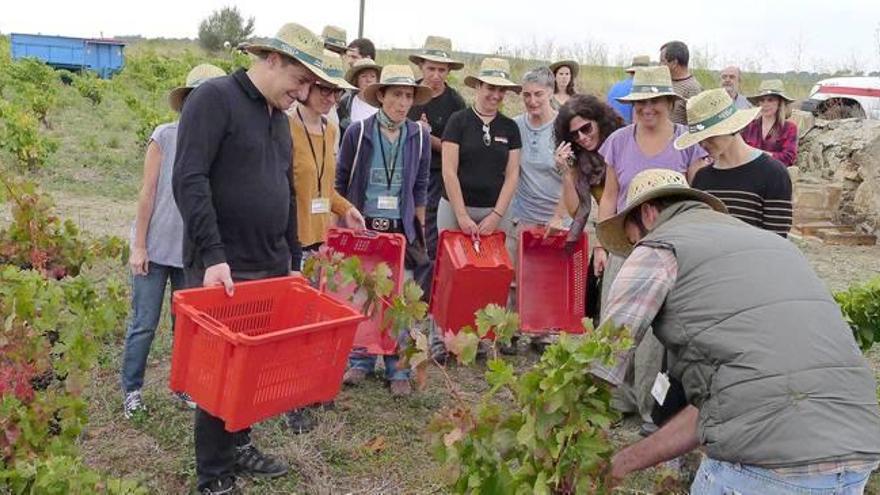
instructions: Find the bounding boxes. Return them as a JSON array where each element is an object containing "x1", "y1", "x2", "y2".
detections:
[
  {"x1": 377, "y1": 129, "x2": 404, "y2": 211},
  {"x1": 296, "y1": 107, "x2": 330, "y2": 215}
]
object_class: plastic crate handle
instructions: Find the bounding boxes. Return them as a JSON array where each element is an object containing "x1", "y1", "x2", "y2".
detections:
[{"x1": 189, "y1": 309, "x2": 234, "y2": 342}]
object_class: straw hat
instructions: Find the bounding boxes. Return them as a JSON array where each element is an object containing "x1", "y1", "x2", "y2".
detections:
[
  {"x1": 319, "y1": 50, "x2": 356, "y2": 91},
  {"x1": 464, "y1": 58, "x2": 521, "y2": 93},
  {"x1": 616, "y1": 66, "x2": 682, "y2": 102},
  {"x1": 345, "y1": 58, "x2": 383, "y2": 87},
  {"x1": 238, "y1": 23, "x2": 332, "y2": 84},
  {"x1": 361, "y1": 65, "x2": 433, "y2": 107},
  {"x1": 321, "y1": 25, "x2": 347, "y2": 54},
  {"x1": 673, "y1": 88, "x2": 761, "y2": 149},
  {"x1": 747, "y1": 79, "x2": 795, "y2": 105},
  {"x1": 168, "y1": 64, "x2": 226, "y2": 112},
  {"x1": 596, "y1": 169, "x2": 727, "y2": 257},
  {"x1": 549, "y1": 59, "x2": 579, "y2": 79},
  {"x1": 408, "y1": 36, "x2": 464, "y2": 70},
  {"x1": 626, "y1": 55, "x2": 651, "y2": 73}
]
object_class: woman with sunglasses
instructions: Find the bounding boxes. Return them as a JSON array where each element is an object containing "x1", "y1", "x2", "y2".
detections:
[
  {"x1": 438, "y1": 57, "x2": 522, "y2": 238},
  {"x1": 285, "y1": 51, "x2": 366, "y2": 433}
]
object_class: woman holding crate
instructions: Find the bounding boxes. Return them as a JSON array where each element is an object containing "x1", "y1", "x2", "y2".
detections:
[{"x1": 335, "y1": 64, "x2": 432, "y2": 397}]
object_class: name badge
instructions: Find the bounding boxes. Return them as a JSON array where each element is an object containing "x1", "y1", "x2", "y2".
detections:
[
  {"x1": 377, "y1": 196, "x2": 399, "y2": 210},
  {"x1": 651, "y1": 372, "x2": 671, "y2": 406},
  {"x1": 311, "y1": 198, "x2": 330, "y2": 214}
]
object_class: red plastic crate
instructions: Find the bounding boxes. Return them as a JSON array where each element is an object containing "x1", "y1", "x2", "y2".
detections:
[
  {"x1": 429, "y1": 230, "x2": 513, "y2": 337},
  {"x1": 325, "y1": 228, "x2": 406, "y2": 355},
  {"x1": 517, "y1": 228, "x2": 588, "y2": 334},
  {"x1": 169, "y1": 276, "x2": 365, "y2": 432}
]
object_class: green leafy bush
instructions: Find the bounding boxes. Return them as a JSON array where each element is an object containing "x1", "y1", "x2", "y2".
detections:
[
  {"x1": 0, "y1": 101, "x2": 58, "y2": 171},
  {"x1": 71, "y1": 71, "x2": 106, "y2": 106},
  {"x1": 835, "y1": 276, "x2": 880, "y2": 351}
]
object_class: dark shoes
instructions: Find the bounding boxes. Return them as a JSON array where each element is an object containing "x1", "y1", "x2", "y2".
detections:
[
  {"x1": 285, "y1": 407, "x2": 317, "y2": 434},
  {"x1": 234, "y1": 442, "x2": 288, "y2": 478},
  {"x1": 199, "y1": 477, "x2": 238, "y2": 495}
]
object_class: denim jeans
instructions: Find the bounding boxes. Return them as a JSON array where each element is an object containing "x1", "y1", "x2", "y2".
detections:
[
  {"x1": 348, "y1": 319, "x2": 411, "y2": 381},
  {"x1": 120, "y1": 262, "x2": 185, "y2": 393},
  {"x1": 186, "y1": 264, "x2": 289, "y2": 491},
  {"x1": 425, "y1": 168, "x2": 443, "y2": 260},
  {"x1": 691, "y1": 457, "x2": 876, "y2": 495}
]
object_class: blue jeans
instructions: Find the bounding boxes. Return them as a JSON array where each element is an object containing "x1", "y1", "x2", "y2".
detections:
[
  {"x1": 691, "y1": 457, "x2": 875, "y2": 495},
  {"x1": 348, "y1": 327, "x2": 411, "y2": 381},
  {"x1": 120, "y1": 262, "x2": 185, "y2": 392}
]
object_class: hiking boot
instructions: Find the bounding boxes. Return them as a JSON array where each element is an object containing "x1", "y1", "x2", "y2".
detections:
[
  {"x1": 175, "y1": 391, "x2": 197, "y2": 410},
  {"x1": 389, "y1": 380, "x2": 412, "y2": 397},
  {"x1": 234, "y1": 442, "x2": 288, "y2": 478},
  {"x1": 285, "y1": 407, "x2": 317, "y2": 434},
  {"x1": 498, "y1": 336, "x2": 519, "y2": 356},
  {"x1": 342, "y1": 368, "x2": 367, "y2": 386},
  {"x1": 199, "y1": 477, "x2": 238, "y2": 495},
  {"x1": 123, "y1": 390, "x2": 146, "y2": 419},
  {"x1": 430, "y1": 344, "x2": 449, "y2": 365}
]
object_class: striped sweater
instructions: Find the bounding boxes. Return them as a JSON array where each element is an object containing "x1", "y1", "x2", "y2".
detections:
[{"x1": 691, "y1": 153, "x2": 793, "y2": 237}]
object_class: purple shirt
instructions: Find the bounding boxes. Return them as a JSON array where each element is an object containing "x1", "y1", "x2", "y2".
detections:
[{"x1": 599, "y1": 124, "x2": 708, "y2": 212}]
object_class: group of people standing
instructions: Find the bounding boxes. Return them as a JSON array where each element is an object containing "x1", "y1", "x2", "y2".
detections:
[{"x1": 114, "y1": 22, "x2": 879, "y2": 495}]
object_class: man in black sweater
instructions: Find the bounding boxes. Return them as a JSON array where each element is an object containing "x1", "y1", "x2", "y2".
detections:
[{"x1": 173, "y1": 23, "x2": 333, "y2": 495}]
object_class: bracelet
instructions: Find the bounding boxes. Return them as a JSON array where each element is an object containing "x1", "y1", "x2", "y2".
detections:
[{"x1": 491, "y1": 209, "x2": 503, "y2": 218}]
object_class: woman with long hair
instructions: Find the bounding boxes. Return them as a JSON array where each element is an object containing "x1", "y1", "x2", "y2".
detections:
[
  {"x1": 549, "y1": 60, "x2": 578, "y2": 109},
  {"x1": 741, "y1": 79, "x2": 798, "y2": 167}
]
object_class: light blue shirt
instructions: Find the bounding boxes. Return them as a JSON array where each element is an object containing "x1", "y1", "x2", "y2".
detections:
[
  {"x1": 510, "y1": 114, "x2": 562, "y2": 224},
  {"x1": 363, "y1": 124, "x2": 406, "y2": 219}
]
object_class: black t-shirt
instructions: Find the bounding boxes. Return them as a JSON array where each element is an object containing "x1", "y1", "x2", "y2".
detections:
[
  {"x1": 408, "y1": 83, "x2": 466, "y2": 171},
  {"x1": 692, "y1": 152, "x2": 793, "y2": 237},
  {"x1": 441, "y1": 108, "x2": 522, "y2": 207}
]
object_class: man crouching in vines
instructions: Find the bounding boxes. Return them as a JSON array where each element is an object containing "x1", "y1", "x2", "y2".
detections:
[{"x1": 593, "y1": 168, "x2": 880, "y2": 494}]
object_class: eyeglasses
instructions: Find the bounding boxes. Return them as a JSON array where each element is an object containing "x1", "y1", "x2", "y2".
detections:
[
  {"x1": 482, "y1": 123, "x2": 491, "y2": 146},
  {"x1": 315, "y1": 84, "x2": 345, "y2": 99},
  {"x1": 568, "y1": 121, "x2": 593, "y2": 141}
]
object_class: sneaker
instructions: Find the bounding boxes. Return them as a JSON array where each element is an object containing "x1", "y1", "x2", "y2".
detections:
[
  {"x1": 342, "y1": 368, "x2": 367, "y2": 386},
  {"x1": 123, "y1": 390, "x2": 146, "y2": 419},
  {"x1": 498, "y1": 336, "x2": 519, "y2": 356},
  {"x1": 285, "y1": 407, "x2": 317, "y2": 434},
  {"x1": 199, "y1": 477, "x2": 238, "y2": 495},
  {"x1": 234, "y1": 442, "x2": 288, "y2": 478},
  {"x1": 639, "y1": 421, "x2": 659, "y2": 437},
  {"x1": 389, "y1": 380, "x2": 412, "y2": 397},
  {"x1": 430, "y1": 344, "x2": 449, "y2": 365},
  {"x1": 175, "y1": 391, "x2": 197, "y2": 409}
]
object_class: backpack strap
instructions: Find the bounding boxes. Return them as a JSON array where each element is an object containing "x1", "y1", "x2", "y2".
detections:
[
  {"x1": 347, "y1": 120, "x2": 366, "y2": 191},
  {"x1": 416, "y1": 121, "x2": 423, "y2": 164}
]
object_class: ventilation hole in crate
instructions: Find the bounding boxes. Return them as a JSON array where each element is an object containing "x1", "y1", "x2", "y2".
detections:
[{"x1": 209, "y1": 298, "x2": 274, "y2": 321}]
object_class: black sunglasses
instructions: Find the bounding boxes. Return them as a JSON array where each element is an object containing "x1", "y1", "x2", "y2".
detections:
[
  {"x1": 314, "y1": 83, "x2": 345, "y2": 99},
  {"x1": 568, "y1": 121, "x2": 593, "y2": 141}
]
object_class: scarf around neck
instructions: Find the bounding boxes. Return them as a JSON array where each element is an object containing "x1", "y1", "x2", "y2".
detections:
[{"x1": 377, "y1": 109, "x2": 404, "y2": 131}]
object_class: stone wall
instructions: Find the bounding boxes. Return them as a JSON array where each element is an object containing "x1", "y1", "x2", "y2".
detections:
[{"x1": 795, "y1": 118, "x2": 880, "y2": 234}]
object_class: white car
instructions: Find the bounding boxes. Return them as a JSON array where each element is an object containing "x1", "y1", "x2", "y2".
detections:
[{"x1": 801, "y1": 77, "x2": 880, "y2": 120}]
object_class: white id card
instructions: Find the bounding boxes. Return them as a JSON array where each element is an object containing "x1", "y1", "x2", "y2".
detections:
[
  {"x1": 311, "y1": 198, "x2": 330, "y2": 214},
  {"x1": 377, "y1": 196, "x2": 399, "y2": 210},
  {"x1": 651, "y1": 372, "x2": 671, "y2": 406}
]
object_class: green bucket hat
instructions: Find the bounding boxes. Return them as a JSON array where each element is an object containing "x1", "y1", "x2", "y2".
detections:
[
  {"x1": 238, "y1": 23, "x2": 333, "y2": 85},
  {"x1": 616, "y1": 65, "x2": 682, "y2": 103},
  {"x1": 747, "y1": 79, "x2": 795, "y2": 105},
  {"x1": 168, "y1": 64, "x2": 226, "y2": 112},
  {"x1": 464, "y1": 58, "x2": 521, "y2": 93},
  {"x1": 408, "y1": 36, "x2": 464, "y2": 70},
  {"x1": 361, "y1": 65, "x2": 433, "y2": 108}
]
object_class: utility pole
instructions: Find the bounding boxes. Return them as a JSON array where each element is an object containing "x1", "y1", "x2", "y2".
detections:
[{"x1": 358, "y1": 0, "x2": 365, "y2": 38}]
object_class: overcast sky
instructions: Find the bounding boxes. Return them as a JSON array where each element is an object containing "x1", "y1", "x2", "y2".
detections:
[{"x1": 4, "y1": 0, "x2": 879, "y2": 73}]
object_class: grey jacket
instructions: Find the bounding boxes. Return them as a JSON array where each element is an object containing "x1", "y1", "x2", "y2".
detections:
[{"x1": 640, "y1": 201, "x2": 880, "y2": 468}]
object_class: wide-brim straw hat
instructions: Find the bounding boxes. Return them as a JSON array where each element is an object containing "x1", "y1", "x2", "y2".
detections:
[
  {"x1": 345, "y1": 58, "x2": 383, "y2": 87},
  {"x1": 168, "y1": 64, "x2": 227, "y2": 112},
  {"x1": 626, "y1": 55, "x2": 651, "y2": 73},
  {"x1": 319, "y1": 50, "x2": 356, "y2": 91},
  {"x1": 597, "y1": 169, "x2": 727, "y2": 257},
  {"x1": 408, "y1": 36, "x2": 464, "y2": 70},
  {"x1": 747, "y1": 79, "x2": 795, "y2": 105},
  {"x1": 617, "y1": 65, "x2": 683, "y2": 103},
  {"x1": 549, "y1": 59, "x2": 579, "y2": 79},
  {"x1": 322, "y1": 25, "x2": 347, "y2": 54},
  {"x1": 361, "y1": 65, "x2": 433, "y2": 107},
  {"x1": 238, "y1": 23, "x2": 333, "y2": 85},
  {"x1": 674, "y1": 88, "x2": 761, "y2": 150},
  {"x1": 464, "y1": 58, "x2": 521, "y2": 93}
]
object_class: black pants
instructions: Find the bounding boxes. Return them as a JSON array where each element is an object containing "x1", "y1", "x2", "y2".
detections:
[
  {"x1": 184, "y1": 264, "x2": 288, "y2": 490},
  {"x1": 425, "y1": 168, "x2": 443, "y2": 261}
]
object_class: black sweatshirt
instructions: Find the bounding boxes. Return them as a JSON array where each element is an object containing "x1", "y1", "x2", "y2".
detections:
[{"x1": 173, "y1": 69, "x2": 301, "y2": 273}]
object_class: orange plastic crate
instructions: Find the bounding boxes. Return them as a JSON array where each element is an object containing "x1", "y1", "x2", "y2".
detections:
[
  {"x1": 517, "y1": 228, "x2": 588, "y2": 334},
  {"x1": 169, "y1": 276, "x2": 365, "y2": 432},
  {"x1": 429, "y1": 230, "x2": 513, "y2": 337},
  {"x1": 325, "y1": 228, "x2": 405, "y2": 355}
]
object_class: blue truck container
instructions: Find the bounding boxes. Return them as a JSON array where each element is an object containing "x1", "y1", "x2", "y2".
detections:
[{"x1": 10, "y1": 33, "x2": 125, "y2": 79}]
